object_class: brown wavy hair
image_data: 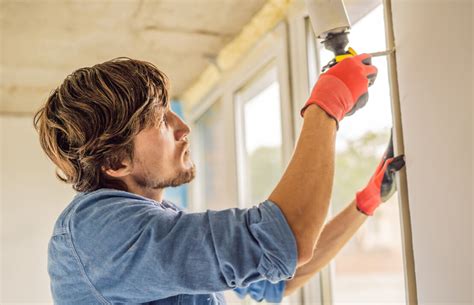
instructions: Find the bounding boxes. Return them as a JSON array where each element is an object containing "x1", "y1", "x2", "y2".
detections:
[{"x1": 33, "y1": 57, "x2": 169, "y2": 192}]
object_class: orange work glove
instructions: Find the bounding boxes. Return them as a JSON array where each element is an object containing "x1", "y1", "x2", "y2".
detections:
[
  {"x1": 300, "y1": 54, "x2": 378, "y2": 127},
  {"x1": 356, "y1": 131, "x2": 406, "y2": 216}
]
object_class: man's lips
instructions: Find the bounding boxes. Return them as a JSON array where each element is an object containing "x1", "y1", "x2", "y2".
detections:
[{"x1": 182, "y1": 144, "x2": 190, "y2": 156}]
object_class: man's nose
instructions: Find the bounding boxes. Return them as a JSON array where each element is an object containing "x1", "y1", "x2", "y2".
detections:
[{"x1": 173, "y1": 113, "x2": 191, "y2": 141}]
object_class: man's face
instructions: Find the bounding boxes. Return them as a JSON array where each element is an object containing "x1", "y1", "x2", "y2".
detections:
[{"x1": 127, "y1": 106, "x2": 196, "y2": 189}]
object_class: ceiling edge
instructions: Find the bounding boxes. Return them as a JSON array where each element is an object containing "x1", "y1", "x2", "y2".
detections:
[{"x1": 179, "y1": 0, "x2": 294, "y2": 112}]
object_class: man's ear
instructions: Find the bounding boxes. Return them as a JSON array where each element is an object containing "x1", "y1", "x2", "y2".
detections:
[{"x1": 101, "y1": 159, "x2": 133, "y2": 178}]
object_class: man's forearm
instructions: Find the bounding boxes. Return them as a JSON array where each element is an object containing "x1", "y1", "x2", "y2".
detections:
[
  {"x1": 283, "y1": 199, "x2": 367, "y2": 296},
  {"x1": 269, "y1": 105, "x2": 336, "y2": 264}
]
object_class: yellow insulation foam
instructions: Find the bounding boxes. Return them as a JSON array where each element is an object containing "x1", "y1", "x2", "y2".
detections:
[{"x1": 180, "y1": 0, "x2": 294, "y2": 111}]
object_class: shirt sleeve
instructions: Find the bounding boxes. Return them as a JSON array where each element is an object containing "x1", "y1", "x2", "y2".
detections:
[
  {"x1": 68, "y1": 191, "x2": 297, "y2": 303},
  {"x1": 233, "y1": 279, "x2": 287, "y2": 303}
]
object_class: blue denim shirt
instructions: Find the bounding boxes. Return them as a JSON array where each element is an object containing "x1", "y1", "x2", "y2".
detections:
[{"x1": 47, "y1": 188, "x2": 298, "y2": 304}]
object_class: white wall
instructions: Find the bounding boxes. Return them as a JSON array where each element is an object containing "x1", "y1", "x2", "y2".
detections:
[
  {"x1": 391, "y1": 0, "x2": 472, "y2": 304},
  {"x1": 1, "y1": 116, "x2": 76, "y2": 304}
]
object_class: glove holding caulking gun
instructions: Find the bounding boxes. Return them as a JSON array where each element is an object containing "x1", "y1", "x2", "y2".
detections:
[
  {"x1": 302, "y1": 0, "x2": 394, "y2": 126},
  {"x1": 303, "y1": 0, "x2": 405, "y2": 214},
  {"x1": 300, "y1": 53, "x2": 378, "y2": 127},
  {"x1": 356, "y1": 130, "x2": 406, "y2": 216}
]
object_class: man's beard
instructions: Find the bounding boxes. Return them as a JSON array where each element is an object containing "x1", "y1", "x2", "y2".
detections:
[{"x1": 135, "y1": 164, "x2": 196, "y2": 189}]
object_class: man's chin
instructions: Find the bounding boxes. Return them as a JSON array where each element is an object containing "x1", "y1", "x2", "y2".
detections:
[
  {"x1": 137, "y1": 165, "x2": 197, "y2": 189},
  {"x1": 167, "y1": 164, "x2": 196, "y2": 187}
]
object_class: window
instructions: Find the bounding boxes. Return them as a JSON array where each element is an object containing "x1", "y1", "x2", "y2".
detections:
[
  {"x1": 307, "y1": 5, "x2": 407, "y2": 305},
  {"x1": 234, "y1": 65, "x2": 284, "y2": 208}
]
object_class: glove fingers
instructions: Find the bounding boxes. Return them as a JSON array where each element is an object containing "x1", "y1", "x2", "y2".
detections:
[
  {"x1": 363, "y1": 64, "x2": 378, "y2": 87},
  {"x1": 374, "y1": 154, "x2": 405, "y2": 186},
  {"x1": 368, "y1": 73, "x2": 377, "y2": 86},
  {"x1": 380, "y1": 155, "x2": 405, "y2": 202},
  {"x1": 346, "y1": 55, "x2": 377, "y2": 114},
  {"x1": 355, "y1": 53, "x2": 372, "y2": 63},
  {"x1": 346, "y1": 92, "x2": 368, "y2": 116},
  {"x1": 388, "y1": 155, "x2": 406, "y2": 172},
  {"x1": 356, "y1": 53, "x2": 378, "y2": 84},
  {"x1": 364, "y1": 65, "x2": 378, "y2": 78},
  {"x1": 362, "y1": 56, "x2": 372, "y2": 65}
]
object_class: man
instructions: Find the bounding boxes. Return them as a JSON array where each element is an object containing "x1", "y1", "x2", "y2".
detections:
[{"x1": 35, "y1": 55, "x2": 404, "y2": 304}]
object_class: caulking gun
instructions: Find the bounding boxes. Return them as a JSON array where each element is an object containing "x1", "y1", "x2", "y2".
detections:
[{"x1": 305, "y1": 0, "x2": 393, "y2": 72}]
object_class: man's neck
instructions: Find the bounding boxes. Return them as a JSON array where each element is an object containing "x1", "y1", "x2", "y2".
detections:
[
  {"x1": 121, "y1": 178, "x2": 164, "y2": 203},
  {"x1": 132, "y1": 187, "x2": 164, "y2": 203}
]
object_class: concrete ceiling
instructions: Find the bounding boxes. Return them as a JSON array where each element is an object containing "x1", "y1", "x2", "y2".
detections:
[{"x1": 0, "y1": 0, "x2": 267, "y2": 115}]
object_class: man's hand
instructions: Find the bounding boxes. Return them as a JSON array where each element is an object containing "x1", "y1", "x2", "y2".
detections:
[
  {"x1": 300, "y1": 54, "x2": 378, "y2": 127},
  {"x1": 356, "y1": 131, "x2": 406, "y2": 216}
]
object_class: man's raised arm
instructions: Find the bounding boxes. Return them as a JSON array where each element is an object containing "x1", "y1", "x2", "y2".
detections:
[{"x1": 268, "y1": 54, "x2": 378, "y2": 266}]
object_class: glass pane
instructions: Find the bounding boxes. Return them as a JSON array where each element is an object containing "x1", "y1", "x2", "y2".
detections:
[
  {"x1": 194, "y1": 100, "x2": 229, "y2": 211},
  {"x1": 242, "y1": 80, "x2": 283, "y2": 205},
  {"x1": 316, "y1": 5, "x2": 407, "y2": 305},
  {"x1": 233, "y1": 70, "x2": 286, "y2": 305}
]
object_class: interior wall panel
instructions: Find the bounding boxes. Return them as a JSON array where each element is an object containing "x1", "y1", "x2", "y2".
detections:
[{"x1": 391, "y1": 1, "x2": 472, "y2": 304}]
